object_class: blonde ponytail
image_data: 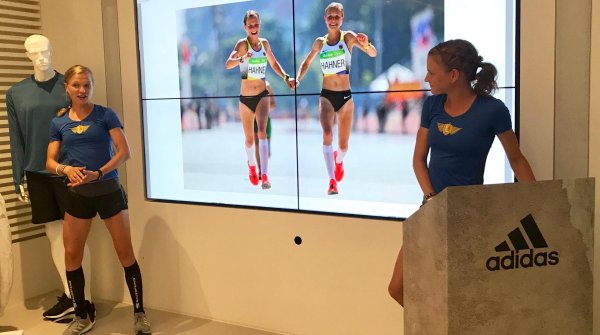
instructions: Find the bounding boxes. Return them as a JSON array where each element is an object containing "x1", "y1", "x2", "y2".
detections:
[{"x1": 57, "y1": 106, "x2": 70, "y2": 117}]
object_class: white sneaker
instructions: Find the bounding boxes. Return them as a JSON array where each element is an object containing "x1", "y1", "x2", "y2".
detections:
[
  {"x1": 134, "y1": 312, "x2": 152, "y2": 335},
  {"x1": 62, "y1": 301, "x2": 95, "y2": 335}
]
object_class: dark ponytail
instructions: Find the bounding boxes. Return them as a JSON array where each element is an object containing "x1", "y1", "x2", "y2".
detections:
[
  {"x1": 474, "y1": 62, "x2": 497, "y2": 96},
  {"x1": 428, "y1": 39, "x2": 498, "y2": 96}
]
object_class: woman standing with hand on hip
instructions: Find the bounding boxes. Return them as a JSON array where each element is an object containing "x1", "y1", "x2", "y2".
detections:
[
  {"x1": 225, "y1": 9, "x2": 295, "y2": 190},
  {"x1": 46, "y1": 65, "x2": 151, "y2": 335},
  {"x1": 296, "y1": 2, "x2": 377, "y2": 195}
]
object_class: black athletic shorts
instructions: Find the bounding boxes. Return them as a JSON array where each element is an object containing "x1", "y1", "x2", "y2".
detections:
[
  {"x1": 240, "y1": 89, "x2": 269, "y2": 113},
  {"x1": 320, "y1": 89, "x2": 352, "y2": 112},
  {"x1": 65, "y1": 182, "x2": 129, "y2": 220},
  {"x1": 25, "y1": 171, "x2": 69, "y2": 224}
]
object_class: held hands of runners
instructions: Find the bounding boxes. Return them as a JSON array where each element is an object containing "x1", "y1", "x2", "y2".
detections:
[
  {"x1": 17, "y1": 184, "x2": 30, "y2": 203},
  {"x1": 285, "y1": 76, "x2": 297, "y2": 90}
]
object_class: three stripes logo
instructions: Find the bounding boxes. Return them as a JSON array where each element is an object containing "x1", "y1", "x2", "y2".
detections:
[{"x1": 486, "y1": 214, "x2": 559, "y2": 271}]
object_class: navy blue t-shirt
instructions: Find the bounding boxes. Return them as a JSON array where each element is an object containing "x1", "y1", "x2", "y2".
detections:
[
  {"x1": 420, "y1": 94, "x2": 512, "y2": 193},
  {"x1": 49, "y1": 104, "x2": 123, "y2": 180}
]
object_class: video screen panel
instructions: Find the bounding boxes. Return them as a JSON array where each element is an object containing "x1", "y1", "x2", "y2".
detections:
[{"x1": 137, "y1": 0, "x2": 516, "y2": 219}]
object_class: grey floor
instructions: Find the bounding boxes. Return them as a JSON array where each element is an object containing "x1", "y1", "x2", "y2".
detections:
[{"x1": 0, "y1": 291, "x2": 283, "y2": 335}]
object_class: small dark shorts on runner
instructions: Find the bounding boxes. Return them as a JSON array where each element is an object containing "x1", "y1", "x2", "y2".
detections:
[
  {"x1": 26, "y1": 171, "x2": 70, "y2": 224},
  {"x1": 65, "y1": 179, "x2": 128, "y2": 220},
  {"x1": 240, "y1": 89, "x2": 269, "y2": 113},
  {"x1": 320, "y1": 89, "x2": 352, "y2": 112}
]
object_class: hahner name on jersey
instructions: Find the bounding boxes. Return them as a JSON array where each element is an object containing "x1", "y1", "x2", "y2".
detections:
[
  {"x1": 322, "y1": 59, "x2": 345, "y2": 70},
  {"x1": 248, "y1": 66, "x2": 266, "y2": 75}
]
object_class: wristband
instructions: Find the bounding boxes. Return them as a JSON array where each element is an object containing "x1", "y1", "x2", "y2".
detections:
[
  {"x1": 283, "y1": 74, "x2": 290, "y2": 82},
  {"x1": 95, "y1": 169, "x2": 104, "y2": 181},
  {"x1": 57, "y1": 164, "x2": 67, "y2": 176}
]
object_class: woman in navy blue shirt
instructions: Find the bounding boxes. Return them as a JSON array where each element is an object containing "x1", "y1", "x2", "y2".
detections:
[
  {"x1": 46, "y1": 65, "x2": 151, "y2": 335},
  {"x1": 388, "y1": 40, "x2": 535, "y2": 306}
]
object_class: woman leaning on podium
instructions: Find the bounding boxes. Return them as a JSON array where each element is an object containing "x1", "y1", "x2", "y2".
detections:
[{"x1": 388, "y1": 39, "x2": 536, "y2": 307}]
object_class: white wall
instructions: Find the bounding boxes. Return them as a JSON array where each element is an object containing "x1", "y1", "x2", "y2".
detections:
[
  {"x1": 40, "y1": 0, "x2": 107, "y2": 106},
  {"x1": 6, "y1": 239, "x2": 61, "y2": 310},
  {"x1": 554, "y1": 0, "x2": 592, "y2": 179},
  {"x1": 519, "y1": 0, "x2": 555, "y2": 180}
]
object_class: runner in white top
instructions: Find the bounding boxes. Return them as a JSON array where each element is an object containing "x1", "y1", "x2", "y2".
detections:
[
  {"x1": 296, "y1": 2, "x2": 377, "y2": 195},
  {"x1": 239, "y1": 38, "x2": 268, "y2": 80},
  {"x1": 226, "y1": 10, "x2": 295, "y2": 190},
  {"x1": 320, "y1": 31, "x2": 352, "y2": 76}
]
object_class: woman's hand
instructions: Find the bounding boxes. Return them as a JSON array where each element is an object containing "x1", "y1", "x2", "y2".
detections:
[
  {"x1": 63, "y1": 166, "x2": 86, "y2": 185},
  {"x1": 65, "y1": 167, "x2": 97, "y2": 187},
  {"x1": 286, "y1": 77, "x2": 297, "y2": 90},
  {"x1": 240, "y1": 51, "x2": 252, "y2": 63},
  {"x1": 356, "y1": 33, "x2": 369, "y2": 47}
]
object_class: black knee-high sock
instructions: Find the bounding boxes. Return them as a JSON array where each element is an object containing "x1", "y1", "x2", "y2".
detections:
[
  {"x1": 66, "y1": 267, "x2": 86, "y2": 318},
  {"x1": 124, "y1": 261, "x2": 145, "y2": 314}
]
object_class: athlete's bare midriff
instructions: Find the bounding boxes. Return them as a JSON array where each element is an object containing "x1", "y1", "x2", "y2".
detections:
[
  {"x1": 322, "y1": 73, "x2": 350, "y2": 91},
  {"x1": 240, "y1": 79, "x2": 267, "y2": 96}
]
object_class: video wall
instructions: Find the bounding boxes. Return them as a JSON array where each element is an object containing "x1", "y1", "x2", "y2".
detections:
[{"x1": 136, "y1": 0, "x2": 517, "y2": 219}]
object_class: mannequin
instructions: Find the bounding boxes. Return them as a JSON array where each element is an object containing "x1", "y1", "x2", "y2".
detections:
[{"x1": 6, "y1": 34, "x2": 92, "y2": 320}]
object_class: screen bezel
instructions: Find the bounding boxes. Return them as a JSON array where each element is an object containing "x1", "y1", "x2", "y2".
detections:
[{"x1": 133, "y1": 0, "x2": 521, "y2": 221}]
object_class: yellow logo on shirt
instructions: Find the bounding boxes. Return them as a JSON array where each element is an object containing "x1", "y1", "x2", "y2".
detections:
[
  {"x1": 437, "y1": 122, "x2": 462, "y2": 136},
  {"x1": 71, "y1": 125, "x2": 90, "y2": 134}
]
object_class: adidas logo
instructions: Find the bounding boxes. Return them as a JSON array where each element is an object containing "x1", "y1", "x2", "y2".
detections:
[{"x1": 485, "y1": 214, "x2": 559, "y2": 271}]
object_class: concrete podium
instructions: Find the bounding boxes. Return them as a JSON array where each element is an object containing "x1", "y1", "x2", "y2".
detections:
[{"x1": 403, "y1": 179, "x2": 594, "y2": 335}]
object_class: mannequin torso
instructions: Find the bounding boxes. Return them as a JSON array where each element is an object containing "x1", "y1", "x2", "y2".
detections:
[{"x1": 7, "y1": 35, "x2": 68, "y2": 201}]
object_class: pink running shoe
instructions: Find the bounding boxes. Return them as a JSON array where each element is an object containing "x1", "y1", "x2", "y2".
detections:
[
  {"x1": 328, "y1": 179, "x2": 338, "y2": 195},
  {"x1": 261, "y1": 174, "x2": 271, "y2": 189},
  {"x1": 333, "y1": 150, "x2": 344, "y2": 182},
  {"x1": 248, "y1": 162, "x2": 259, "y2": 185}
]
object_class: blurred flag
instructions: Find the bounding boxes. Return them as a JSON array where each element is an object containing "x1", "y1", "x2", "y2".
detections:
[{"x1": 410, "y1": 6, "x2": 437, "y2": 89}]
